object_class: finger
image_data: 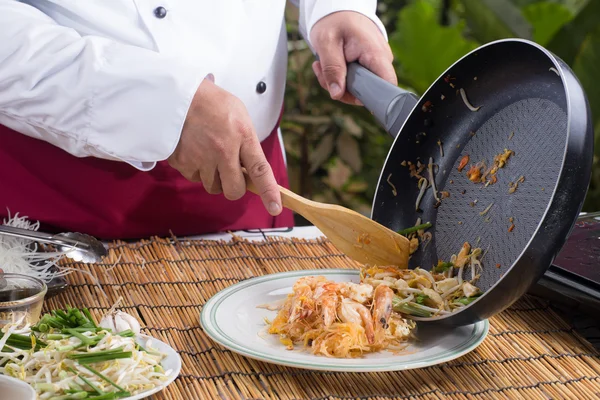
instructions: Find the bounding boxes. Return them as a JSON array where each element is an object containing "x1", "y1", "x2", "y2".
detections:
[
  {"x1": 172, "y1": 165, "x2": 202, "y2": 182},
  {"x1": 314, "y1": 61, "x2": 361, "y2": 106},
  {"x1": 315, "y1": 37, "x2": 347, "y2": 100},
  {"x1": 200, "y1": 167, "x2": 223, "y2": 195},
  {"x1": 312, "y1": 61, "x2": 328, "y2": 91},
  {"x1": 188, "y1": 170, "x2": 201, "y2": 182},
  {"x1": 218, "y1": 150, "x2": 246, "y2": 201},
  {"x1": 359, "y1": 51, "x2": 398, "y2": 87},
  {"x1": 239, "y1": 135, "x2": 282, "y2": 216}
]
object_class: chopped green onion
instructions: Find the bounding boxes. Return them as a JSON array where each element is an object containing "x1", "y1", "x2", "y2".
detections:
[
  {"x1": 117, "y1": 330, "x2": 134, "y2": 338},
  {"x1": 66, "y1": 329, "x2": 93, "y2": 345},
  {"x1": 392, "y1": 297, "x2": 433, "y2": 317},
  {"x1": 48, "y1": 392, "x2": 89, "y2": 400},
  {"x1": 82, "y1": 365, "x2": 126, "y2": 392},
  {"x1": 83, "y1": 308, "x2": 98, "y2": 328},
  {"x1": 414, "y1": 294, "x2": 429, "y2": 305},
  {"x1": 86, "y1": 395, "x2": 115, "y2": 400},
  {"x1": 69, "y1": 347, "x2": 125, "y2": 358},
  {"x1": 47, "y1": 334, "x2": 70, "y2": 340},
  {"x1": 73, "y1": 352, "x2": 133, "y2": 364},
  {"x1": 67, "y1": 367, "x2": 103, "y2": 395},
  {"x1": 0, "y1": 332, "x2": 45, "y2": 350},
  {"x1": 454, "y1": 295, "x2": 481, "y2": 306},
  {"x1": 48, "y1": 391, "x2": 89, "y2": 400},
  {"x1": 68, "y1": 348, "x2": 132, "y2": 364},
  {"x1": 397, "y1": 222, "x2": 432, "y2": 236},
  {"x1": 434, "y1": 261, "x2": 454, "y2": 273}
]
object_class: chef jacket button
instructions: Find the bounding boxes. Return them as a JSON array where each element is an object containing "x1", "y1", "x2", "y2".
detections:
[
  {"x1": 256, "y1": 81, "x2": 267, "y2": 94},
  {"x1": 154, "y1": 6, "x2": 167, "y2": 19}
]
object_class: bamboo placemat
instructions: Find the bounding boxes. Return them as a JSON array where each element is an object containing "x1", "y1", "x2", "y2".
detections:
[{"x1": 43, "y1": 236, "x2": 600, "y2": 400}]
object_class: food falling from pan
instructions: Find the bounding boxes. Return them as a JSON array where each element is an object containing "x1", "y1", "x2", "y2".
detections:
[{"x1": 263, "y1": 241, "x2": 484, "y2": 358}]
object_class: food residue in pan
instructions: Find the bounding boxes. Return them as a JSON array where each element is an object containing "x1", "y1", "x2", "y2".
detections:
[
  {"x1": 466, "y1": 163, "x2": 482, "y2": 182},
  {"x1": 444, "y1": 74, "x2": 456, "y2": 88},
  {"x1": 415, "y1": 178, "x2": 428, "y2": 211},
  {"x1": 479, "y1": 202, "x2": 494, "y2": 216},
  {"x1": 464, "y1": 149, "x2": 515, "y2": 186},
  {"x1": 549, "y1": 67, "x2": 559, "y2": 76},
  {"x1": 407, "y1": 160, "x2": 427, "y2": 180},
  {"x1": 438, "y1": 140, "x2": 444, "y2": 157},
  {"x1": 458, "y1": 155, "x2": 470, "y2": 172},
  {"x1": 508, "y1": 176, "x2": 525, "y2": 194},
  {"x1": 428, "y1": 158, "x2": 441, "y2": 206},
  {"x1": 422, "y1": 101, "x2": 433, "y2": 112},
  {"x1": 403, "y1": 159, "x2": 447, "y2": 211},
  {"x1": 459, "y1": 88, "x2": 481, "y2": 112},
  {"x1": 387, "y1": 173, "x2": 398, "y2": 197},
  {"x1": 509, "y1": 131, "x2": 514, "y2": 140},
  {"x1": 508, "y1": 217, "x2": 515, "y2": 232}
]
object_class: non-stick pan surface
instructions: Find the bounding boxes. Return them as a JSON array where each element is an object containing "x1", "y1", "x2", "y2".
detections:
[{"x1": 347, "y1": 39, "x2": 593, "y2": 326}]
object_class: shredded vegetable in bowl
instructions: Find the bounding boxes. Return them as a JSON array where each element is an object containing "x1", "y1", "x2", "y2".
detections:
[
  {"x1": 264, "y1": 243, "x2": 484, "y2": 358},
  {"x1": 0, "y1": 306, "x2": 172, "y2": 399}
]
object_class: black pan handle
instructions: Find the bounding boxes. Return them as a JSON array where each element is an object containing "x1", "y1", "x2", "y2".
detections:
[{"x1": 346, "y1": 62, "x2": 419, "y2": 139}]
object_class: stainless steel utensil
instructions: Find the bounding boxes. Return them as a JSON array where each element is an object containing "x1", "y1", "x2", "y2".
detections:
[{"x1": 0, "y1": 225, "x2": 107, "y2": 263}]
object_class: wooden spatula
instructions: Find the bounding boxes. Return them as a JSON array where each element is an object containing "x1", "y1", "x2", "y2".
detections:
[{"x1": 245, "y1": 178, "x2": 410, "y2": 268}]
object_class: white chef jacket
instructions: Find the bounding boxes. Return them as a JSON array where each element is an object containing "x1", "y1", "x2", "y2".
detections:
[{"x1": 0, "y1": 0, "x2": 387, "y2": 171}]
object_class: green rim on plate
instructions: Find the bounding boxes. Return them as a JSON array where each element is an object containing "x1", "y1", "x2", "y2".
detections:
[{"x1": 200, "y1": 269, "x2": 489, "y2": 372}]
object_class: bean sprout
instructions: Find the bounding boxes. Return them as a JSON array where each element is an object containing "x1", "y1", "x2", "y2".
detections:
[
  {"x1": 415, "y1": 178, "x2": 428, "y2": 211},
  {"x1": 428, "y1": 158, "x2": 440, "y2": 203},
  {"x1": 459, "y1": 88, "x2": 481, "y2": 111}
]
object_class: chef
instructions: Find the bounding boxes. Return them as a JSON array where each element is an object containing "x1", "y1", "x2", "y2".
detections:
[{"x1": 0, "y1": 1, "x2": 397, "y2": 239}]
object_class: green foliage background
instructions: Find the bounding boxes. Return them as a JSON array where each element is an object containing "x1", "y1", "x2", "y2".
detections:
[{"x1": 283, "y1": 0, "x2": 600, "y2": 219}]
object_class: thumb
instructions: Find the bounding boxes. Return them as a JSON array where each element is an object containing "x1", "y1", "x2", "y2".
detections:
[{"x1": 316, "y1": 42, "x2": 347, "y2": 100}]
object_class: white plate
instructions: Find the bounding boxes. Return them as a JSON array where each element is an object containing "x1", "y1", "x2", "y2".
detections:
[
  {"x1": 0, "y1": 335, "x2": 181, "y2": 400},
  {"x1": 125, "y1": 335, "x2": 181, "y2": 400},
  {"x1": 201, "y1": 269, "x2": 489, "y2": 372}
]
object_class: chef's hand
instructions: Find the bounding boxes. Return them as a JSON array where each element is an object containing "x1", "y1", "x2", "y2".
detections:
[
  {"x1": 310, "y1": 11, "x2": 397, "y2": 105},
  {"x1": 167, "y1": 78, "x2": 282, "y2": 216}
]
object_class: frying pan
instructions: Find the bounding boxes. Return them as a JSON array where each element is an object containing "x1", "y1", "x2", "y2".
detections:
[{"x1": 344, "y1": 38, "x2": 594, "y2": 327}]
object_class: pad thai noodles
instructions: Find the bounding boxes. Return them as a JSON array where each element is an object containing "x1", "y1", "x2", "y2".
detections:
[{"x1": 265, "y1": 242, "x2": 483, "y2": 358}]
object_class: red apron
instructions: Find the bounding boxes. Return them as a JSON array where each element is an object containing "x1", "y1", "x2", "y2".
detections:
[{"x1": 0, "y1": 118, "x2": 294, "y2": 240}]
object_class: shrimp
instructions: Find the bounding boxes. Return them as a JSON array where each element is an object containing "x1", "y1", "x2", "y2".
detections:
[
  {"x1": 315, "y1": 283, "x2": 340, "y2": 327},
  {"x1": 373, "y1": 284, "x2": 394, "y2": 331},
  {"x1": 340, "y1": 282, "x2": 373, "y2": 304},
  {"x1": 338, "y1": 298, "x2": 375, "y2": 344}
]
